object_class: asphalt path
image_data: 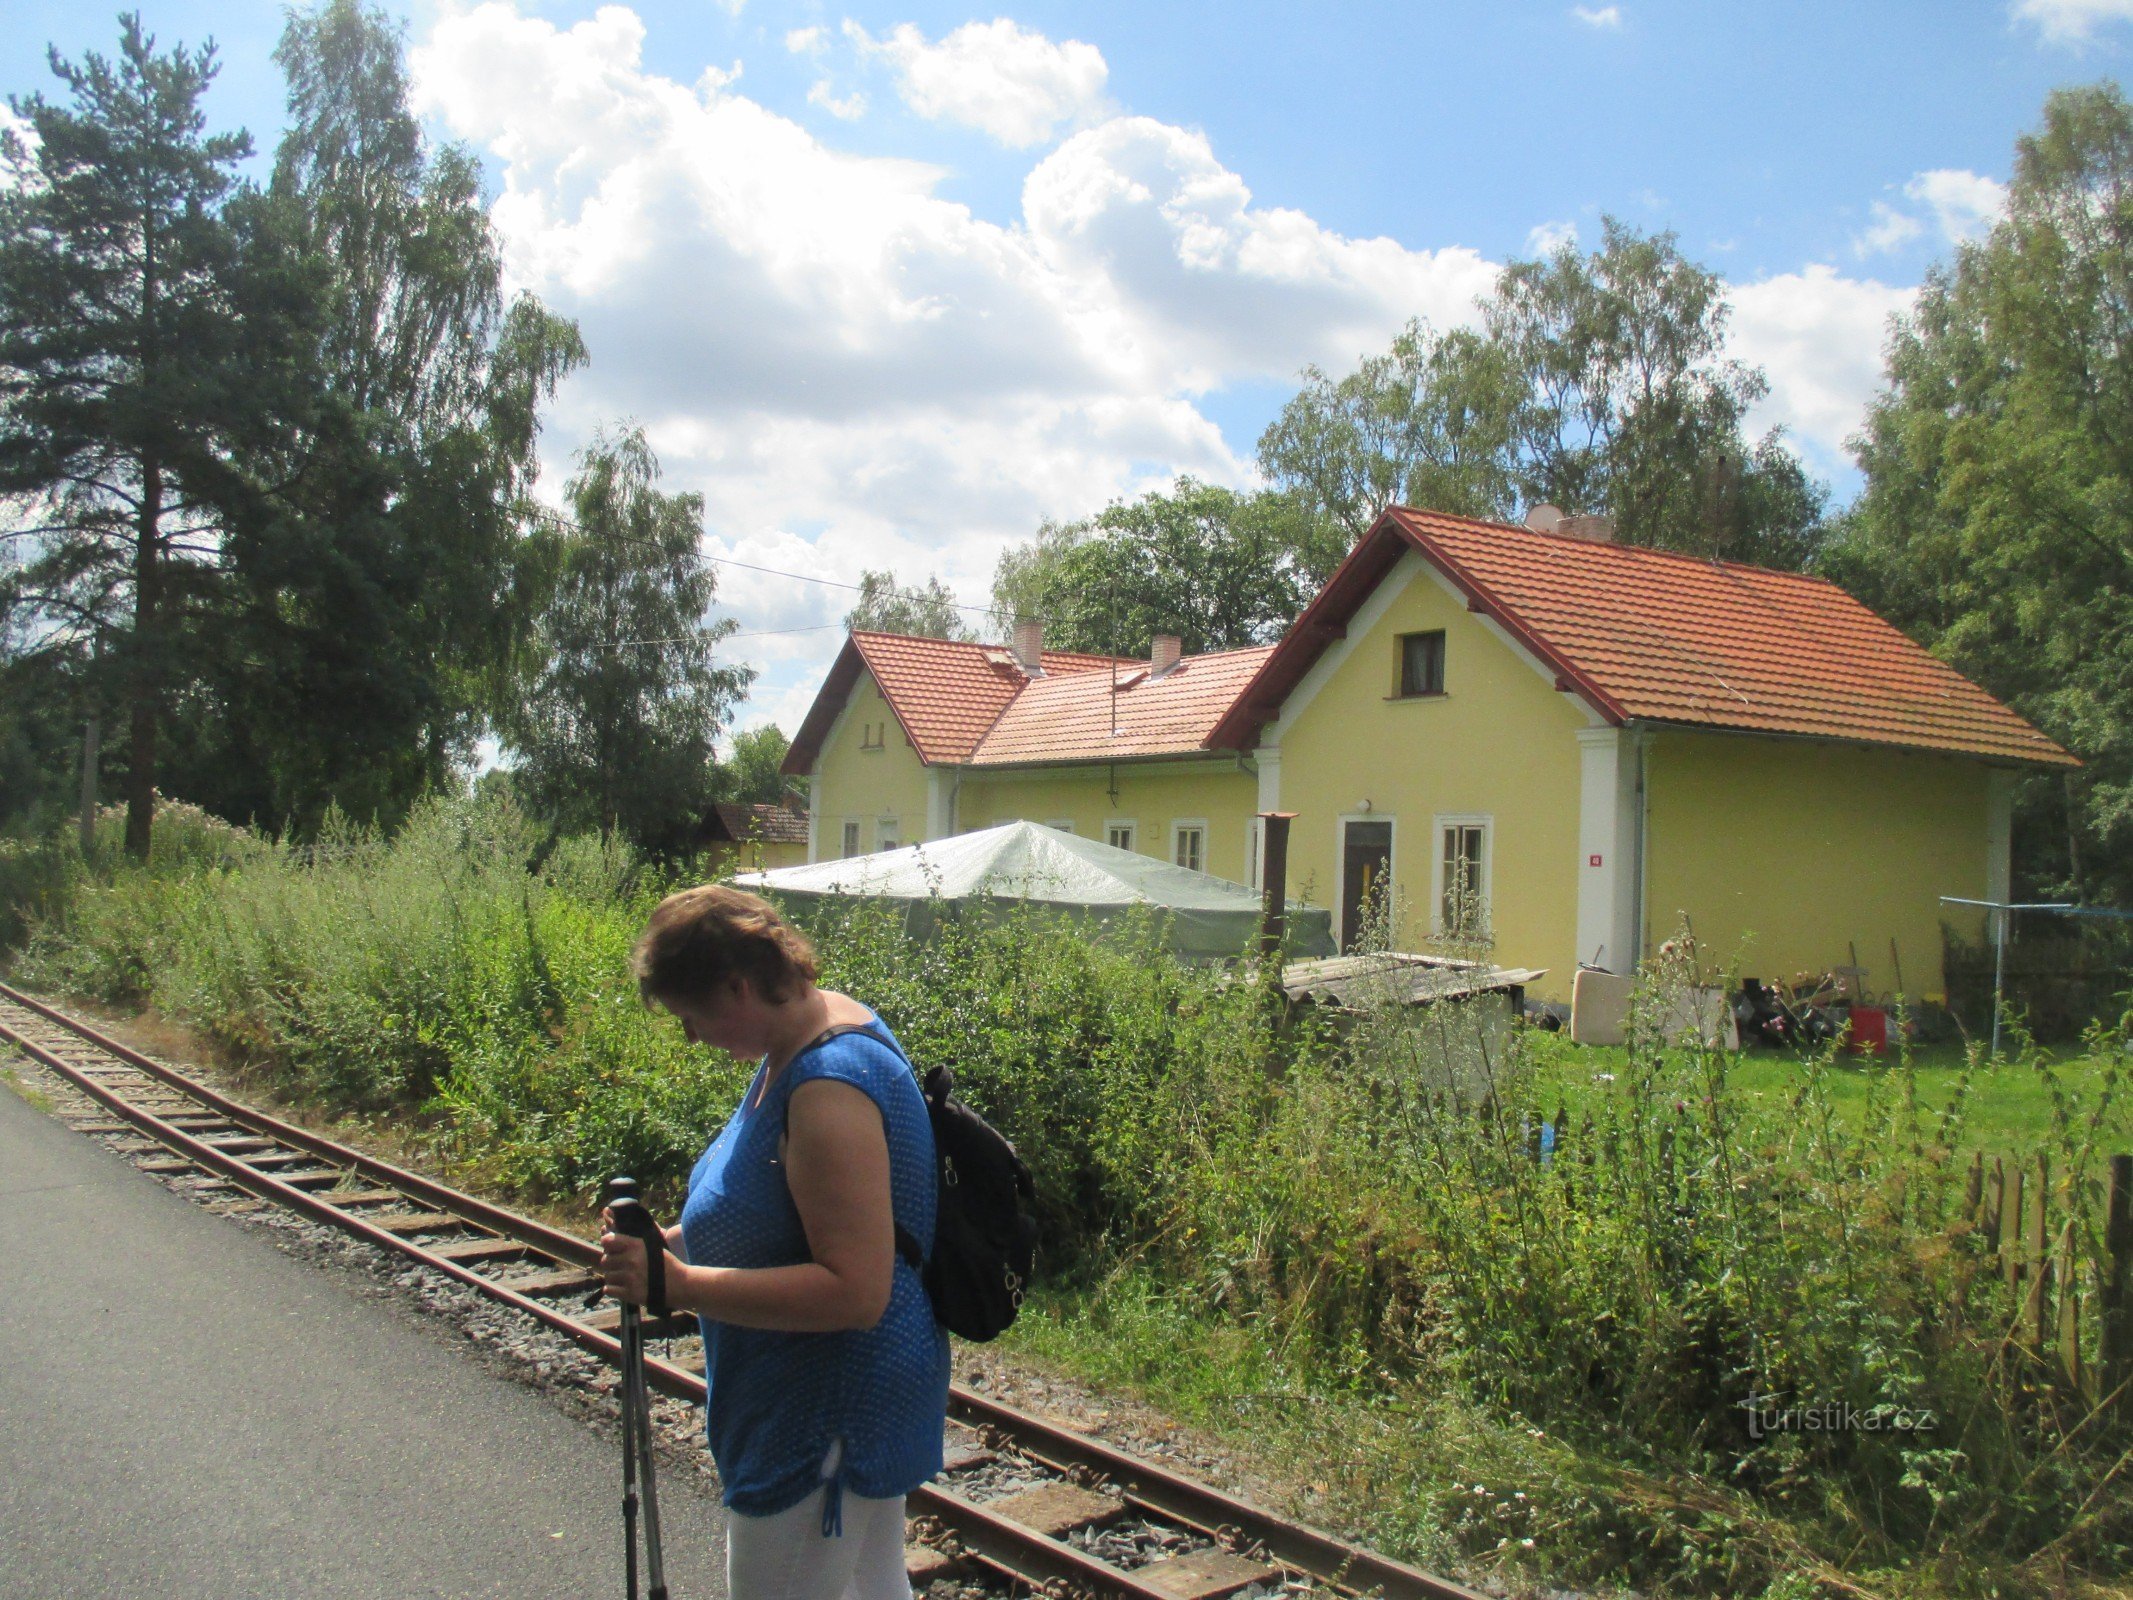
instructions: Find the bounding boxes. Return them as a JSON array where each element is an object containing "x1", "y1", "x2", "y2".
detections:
[{"x1": 0, "y1": 1077, "x2": 730, "y2": 1599}]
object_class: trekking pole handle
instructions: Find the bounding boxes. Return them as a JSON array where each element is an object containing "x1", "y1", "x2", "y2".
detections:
[{"x1": 600, "y1": 1176, "x2": 671, "y2": 1320}]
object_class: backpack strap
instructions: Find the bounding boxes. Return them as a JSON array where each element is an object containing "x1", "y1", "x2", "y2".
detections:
[{"x1": 787, "y1": 1021, "x2": 929, "y2": 1272}]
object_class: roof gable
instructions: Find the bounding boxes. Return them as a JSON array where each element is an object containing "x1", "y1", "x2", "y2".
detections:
[
  {"x1": 782, "y1": 632, "x2": 1124, "y2": 773},
  {"x1": 1211, "y1": 507, "x2": 2076, "y2": 768}
]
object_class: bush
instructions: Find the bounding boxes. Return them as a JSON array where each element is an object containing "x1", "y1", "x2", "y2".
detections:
[{"x1": 10, "y1": 813, "x2": 2131, "y2": 1592}]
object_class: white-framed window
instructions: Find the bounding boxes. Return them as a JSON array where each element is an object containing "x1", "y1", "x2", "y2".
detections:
[
  {"x1": 876, "y1": 816, "x2": 900, "y2": 851},
  {"x1": 841, "y1": 820, "x2": 862, "y2": 858},
  {"x1": 1432, "y1": 814, "x2": 1492, "y2": 939},
  {"x1": 1105, "y1": 820, "x2": 1137, "y2": 852},
  {"x1": 1170, "y1": 820, "x2": 1207, "y2": 874},
  {"x1": 1045, "y1": 818, "x2": 1075, "y2": 834}
]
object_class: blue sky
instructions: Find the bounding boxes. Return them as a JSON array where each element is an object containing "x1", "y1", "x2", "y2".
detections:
[{"x1": 6, "y1": 0, "x2": 2129, "y2": 735}]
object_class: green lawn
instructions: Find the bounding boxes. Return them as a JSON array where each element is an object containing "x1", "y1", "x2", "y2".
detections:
[{"x1": 1522, "y1": 1031, "x2": 2131, "y2": 1154}]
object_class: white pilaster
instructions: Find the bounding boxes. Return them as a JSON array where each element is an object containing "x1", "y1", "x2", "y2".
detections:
[
  {"x1": 1986, "y1": 768, "x2": 2016, "y2": 904},
  {"x1": 1255, "y1": 746, "x2": 1282, "y2": 814},
  {"x1": 926, "y1": 767, "x2": 955, "y2": 842},
  {"x1": 1576, "y1": 728, "x2": 1641, "y2": 972},
  {"x1": 807, "y1": 775, "x2": 824, "y2": 864}
]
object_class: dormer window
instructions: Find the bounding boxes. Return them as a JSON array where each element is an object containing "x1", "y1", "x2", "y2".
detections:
[{"x1": 1397, "y1": 630, "x2": 1446, "y2": 697}]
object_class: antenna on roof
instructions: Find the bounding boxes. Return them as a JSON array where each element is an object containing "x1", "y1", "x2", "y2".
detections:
[{"x1": 1525, "y1": 503, "x2": 1566, "y2": 535}]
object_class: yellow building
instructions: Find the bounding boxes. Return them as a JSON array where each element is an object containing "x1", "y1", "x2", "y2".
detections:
[
  {"x1": 785, "y1": 507, "x2": 2075, "y2": 1001},
  {"x1": 698, "y1": 801, "x2": 810, "y2": 875},
  {"x1": 784, "y1": 627, "x2": 1264, "y2": 882}
]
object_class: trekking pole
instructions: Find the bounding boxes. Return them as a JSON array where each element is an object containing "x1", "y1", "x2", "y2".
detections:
[{"x1": 597, "y1": 1176, "x2": 673, "y2": 1600}]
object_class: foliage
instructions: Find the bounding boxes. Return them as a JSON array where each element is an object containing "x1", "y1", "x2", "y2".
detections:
[
  {"x1": 499, "y1": 426, "x2": 749, "y2": 852},
  {"x1": 990, "y1": 479, "x2": 1339, "y2": 657},
  {"x1": 164, "y1": 0, "x2": 583, "y2": 835},
  {"x1": 0, "y1": 15, "x2": 267, "y2": 858},
  {"x1": 1259, "y1": 219, "x2": 1829, "y2": 569},
  {"x1": 10, "y1": 822, "x2": 2130, "y2": 1590},
  {"x1": 1830, "y1": 83, "x2": 2133, "y2": 905},
  {"x1": 0, "y1": 4, "x2": 584, "y2": 849},
  {"x1": 715, "y1": 723, "x2": 797, "y2": 809},
  {"x1": 843, "y1": 569, "x2": 974, "y2": 641}
]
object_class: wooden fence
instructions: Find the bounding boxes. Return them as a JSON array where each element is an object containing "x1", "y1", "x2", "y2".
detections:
[
  {"x1": 1965, "y1": 1150, "x2": 2133, "y2": 1411},
  {"x1": 1511, "y1": 1103, "x2": 2133, "y2": 1416}
]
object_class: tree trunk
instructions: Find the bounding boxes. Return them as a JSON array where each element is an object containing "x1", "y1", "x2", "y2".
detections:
[{"x1": 125, "y1": 455, "x2": 162, "y2": 861}]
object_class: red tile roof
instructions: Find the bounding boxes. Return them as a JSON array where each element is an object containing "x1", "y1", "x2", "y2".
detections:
[
  {"x1": 1209, "y1": 507, "x2": 2077, "y2": 767},
  {"x1": 971, "y1": 646, "x2": 1276, "y2": 765},
  {"x1": 782, "y1": 632, "x2": 1126, "y2": 773},
  {"x1": 703, "y1": 802, "x2": 808, "y2": 845}
]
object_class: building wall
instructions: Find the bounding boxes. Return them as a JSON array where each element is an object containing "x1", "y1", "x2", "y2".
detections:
[
  {"x1": 1642, "y1": 729, "x2": 1997, "y2": 1000},
  {"x1": 707, "y1": 837, "x2": 809, "y2": 877},
  {"x1": 812, "y1": 670, "x2": 932, "y2": 858},
  {"x1": 1269, "y1": 553, "x2": 1590, "y2": 997},
  {"x1": 957, "y1": 761, "x2": 1259, "y2": 882}
]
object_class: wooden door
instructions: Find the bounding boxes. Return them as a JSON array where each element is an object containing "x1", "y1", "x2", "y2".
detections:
[{"x1": 1341, "y1": 820, "x2": 1392, "y2": 952}]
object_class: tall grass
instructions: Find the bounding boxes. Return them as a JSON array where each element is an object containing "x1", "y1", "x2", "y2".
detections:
[{"x1": 4, "y1": 798, "x2": 2128, "y2": 1595}]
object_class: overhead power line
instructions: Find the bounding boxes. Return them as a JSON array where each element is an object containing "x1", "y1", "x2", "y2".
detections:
[{"x1": 530, "y1": 504, "x2": 1022, "y2": 625}]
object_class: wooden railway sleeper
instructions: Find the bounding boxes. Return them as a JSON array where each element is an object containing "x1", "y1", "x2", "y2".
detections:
[{"x1": 5, "y1": 982, "x2": 1490, "y2": 1600}]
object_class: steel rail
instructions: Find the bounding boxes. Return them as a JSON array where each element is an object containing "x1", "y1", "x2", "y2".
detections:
[
  {"x1": 0, "y1": 980, "x2": 592, "y2": 1258},
  {"x1": 947, "y1": 1389, "x2": 1482, "y2": 1600},
  {"x1": 0, "y1": 980, "x2": 1484, "y2": 1600}
]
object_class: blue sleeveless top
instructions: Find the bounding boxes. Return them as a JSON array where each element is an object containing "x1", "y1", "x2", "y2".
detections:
[{"x1": 679, "y1": 1014, "x2": 949, "y2": 1525}]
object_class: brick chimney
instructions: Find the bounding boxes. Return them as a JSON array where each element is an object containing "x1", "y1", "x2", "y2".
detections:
[
  {"x1": 1011, "y1": 617, "x2": 1045, "y2": 675},
  {"x1": 1149, "y1": 633, "x2": 1182, "y2": 678},
  {"x1": 1559, "y1": 513, "x2": 1616, "y2": 542}
]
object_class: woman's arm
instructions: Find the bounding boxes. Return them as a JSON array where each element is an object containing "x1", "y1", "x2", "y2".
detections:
[{"x1": 599, "y1": 1078, "x2": 896, "y2": 1333}]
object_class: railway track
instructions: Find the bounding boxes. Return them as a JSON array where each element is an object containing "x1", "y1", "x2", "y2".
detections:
[{"x1": 0, "y1": 979, "x2": 1483, "y2": 1600}]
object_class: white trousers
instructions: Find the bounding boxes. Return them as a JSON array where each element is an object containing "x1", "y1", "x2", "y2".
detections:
[{"x1": 724, "y1": 1485, "x2": 911, "y2": 1600}]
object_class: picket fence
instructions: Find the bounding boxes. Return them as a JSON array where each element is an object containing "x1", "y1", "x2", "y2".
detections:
[{"x1": 1506, "y1": 1101, "x2": 2133, "y2": 1415}]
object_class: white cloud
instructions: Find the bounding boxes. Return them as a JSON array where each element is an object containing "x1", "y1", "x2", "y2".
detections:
[
  {"x1": 784, "y1": 25, "x2": 825, "y2": 54},
  {"x1": 1728, "y1": 265, "x2": 1915, "y2": 464},
  {"x1": 807, "y1": 80, "x2": 867, "y2": 120},
  {"x1": 2012, "y1": 0, "x2": 2133, "y2": 41},
  {"x1": 1572, "y1": 5, "x2": 1623, "y2": 27},
  {"x1": 411, "y1": 3, "x2": 1912, "y2": 732},
  {"x1": 410, "y1": 2, "x2": 1485, "y2": 725},
  {"x1": 1526, "y1": 219, "x2": 1579, "y2": 255},
  {"x1": 1906, "y1": 168, "x2": 2006, "y2": 243},
  {"x1": 850, "y1": 18, "x2": 1109, "y2": 148},
  {"x1": 1854, "y1": 201, "x2": 1923, "y2": 256},
  {"x1": 1852, "y1": 167, "x2": 2005, "y2": 255}
]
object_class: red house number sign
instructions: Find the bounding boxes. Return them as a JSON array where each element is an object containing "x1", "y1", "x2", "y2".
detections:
[{"x1": 1589, "y1": 854, "x2": 1603, "y2": 867}]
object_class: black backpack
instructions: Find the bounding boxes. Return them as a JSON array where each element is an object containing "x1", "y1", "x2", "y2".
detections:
[{"x1": 806, "y1": 1028, "x2": 1038, "y2": 1341}]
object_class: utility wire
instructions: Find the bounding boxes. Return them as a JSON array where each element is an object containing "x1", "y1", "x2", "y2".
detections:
[
  {"x1": 565, "y1": 622, "x2": 846, "y2": 651},
  {"x1": 531, "y1": 504, "x2": 1030, "y2": 626}
]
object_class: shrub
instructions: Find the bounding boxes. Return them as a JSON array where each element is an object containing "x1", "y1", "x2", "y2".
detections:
[{"x1": 10, "y1": 816, "x2": 2130, "y2": 1592}]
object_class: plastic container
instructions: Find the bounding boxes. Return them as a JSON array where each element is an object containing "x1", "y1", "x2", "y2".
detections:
[{"x1": 1844, "y1": 1005, "x2": 1888, "y2": 1056}]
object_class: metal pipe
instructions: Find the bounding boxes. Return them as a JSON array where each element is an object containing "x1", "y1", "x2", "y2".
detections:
[{"x1": 1257, "y1": 810, "x2": 1295, "y2": 962}]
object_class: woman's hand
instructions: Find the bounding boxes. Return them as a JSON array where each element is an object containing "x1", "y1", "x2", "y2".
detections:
[{"x1": 597, "y1": 1208, "x2": 684, "y2": 1308}]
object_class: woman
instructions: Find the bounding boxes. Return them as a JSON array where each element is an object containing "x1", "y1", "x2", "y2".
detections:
[{"x1": 598, "y1": 884, "x2": 948, "y2": 1600}]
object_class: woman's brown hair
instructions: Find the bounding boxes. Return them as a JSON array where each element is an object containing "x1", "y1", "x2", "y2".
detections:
[{"x1": 631, "y1": 885, "x2": 820, "y2": 1007}]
